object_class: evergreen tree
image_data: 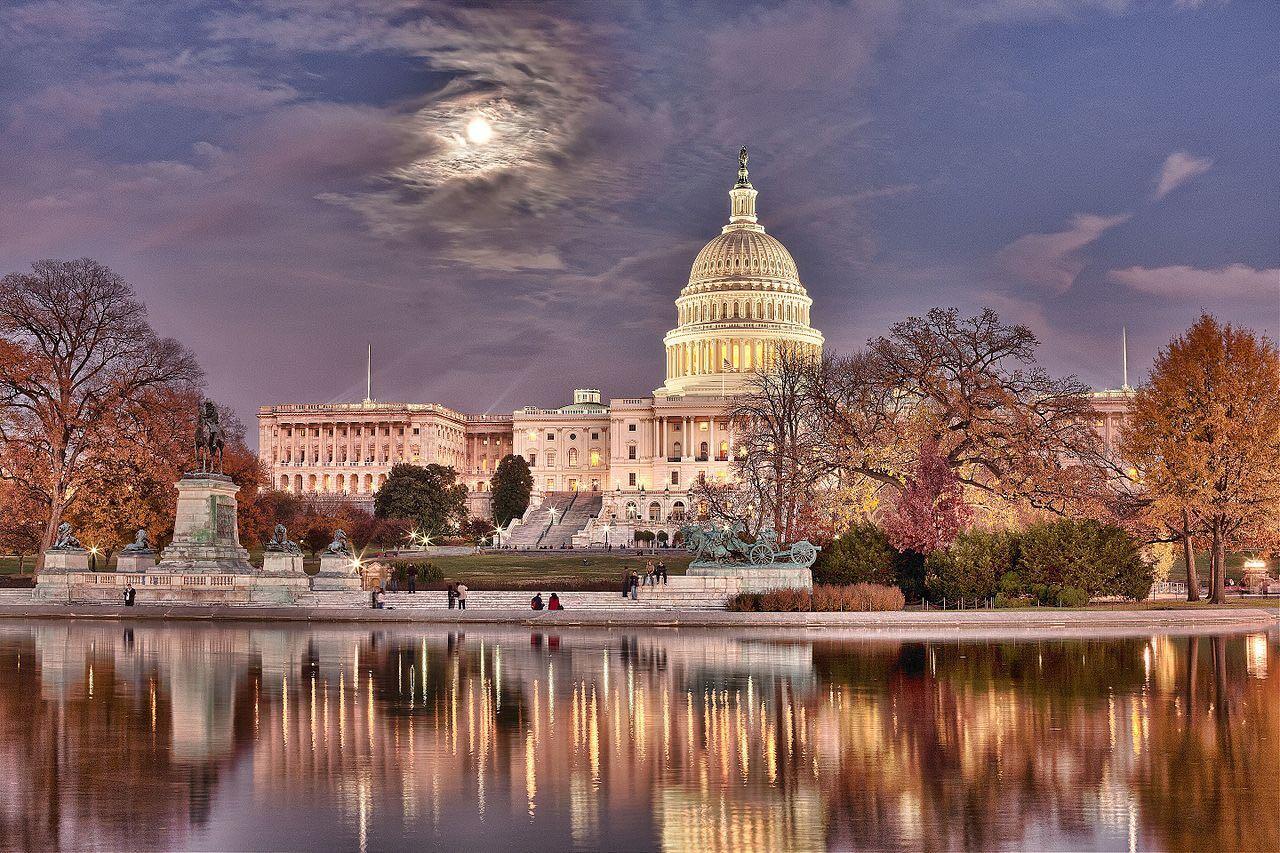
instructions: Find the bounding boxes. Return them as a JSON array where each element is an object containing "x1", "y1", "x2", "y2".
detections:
[
  {"x1": 490, "y1": 454, "x2": 533, "y2": 527},
  {"x1": 373, "y1": 463, "x2": 469, "y2": 535}
]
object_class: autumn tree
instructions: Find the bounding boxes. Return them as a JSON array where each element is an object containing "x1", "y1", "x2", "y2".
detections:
[
  {"x1": 713, "y1": 342, "x2": 830, "y2": 542},
  {"x1": 489, "y1": 454, "x2": 533, "y2": 527},
  {"x1": 812, "y1": 308, "x2": 1117, "y2": 518},
  {"x1": 0, "y1": 259, "x2": 202, "y2": 572},
  {"x1": 1121, "y1": 315, "x2": 1280, "y2": 603},
  {"x1": 882, "y1": 438, "x2": 972, "y2": 554},
  {"x1": 0, "y1": 480, "x2": 45, "y2": 573}
]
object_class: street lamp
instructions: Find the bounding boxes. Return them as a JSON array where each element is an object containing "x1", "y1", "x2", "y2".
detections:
[{"x1": 89, "y1": 545, "x2": 100, "y2": 572}]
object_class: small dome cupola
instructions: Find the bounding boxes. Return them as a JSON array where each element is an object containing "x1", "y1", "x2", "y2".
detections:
[{"x1": 728, "y1": 146, "x2": 758, "y2": 225}]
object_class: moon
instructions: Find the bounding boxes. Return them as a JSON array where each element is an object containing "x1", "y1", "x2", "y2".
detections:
[{"x1": 466, "y1": 115, "x2": 494, "y2": 145}]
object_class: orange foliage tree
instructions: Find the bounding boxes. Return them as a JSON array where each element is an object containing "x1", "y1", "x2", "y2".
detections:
[
  {"x1": 0, "y1": 260, "x2": 202, "y2": 573},
  {"x1": 1121, "y1": 315, "x2": 1280, "y2": 603}
]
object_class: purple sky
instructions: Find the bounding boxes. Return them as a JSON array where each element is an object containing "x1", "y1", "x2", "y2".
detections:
[{"x1": 2, "y1": 0, "x2": 1276, "y2": 444}]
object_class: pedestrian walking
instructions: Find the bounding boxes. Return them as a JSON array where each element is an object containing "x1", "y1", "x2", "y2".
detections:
[{"x1": 456, "y1": 582, "x2": 468, "y2": 610}]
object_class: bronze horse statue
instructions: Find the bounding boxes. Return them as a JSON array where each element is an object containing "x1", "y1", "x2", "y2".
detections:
[{"x1": 194, "y1": 401, "x2": 225, "y2": 473}]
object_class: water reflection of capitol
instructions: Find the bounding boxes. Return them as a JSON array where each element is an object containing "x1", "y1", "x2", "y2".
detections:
[{"x1": 0, "y1": 623, "x2": 1274, "y2": 851}]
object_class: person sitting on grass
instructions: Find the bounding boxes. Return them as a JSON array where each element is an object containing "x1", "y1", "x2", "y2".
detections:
[
  {"x1": 531, "y1": 592, "x2": 544, "y2": 610},
  {"x1": 548, "y1": 592, "x2": 563, "y2": 611}
]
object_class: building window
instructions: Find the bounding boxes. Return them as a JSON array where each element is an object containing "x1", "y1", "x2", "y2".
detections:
[
  {"x1": 567, "y1": 448, "x2": 578, "y2": 467},
  {"x1": 547, "y1": 449, "x2": 557, "y2": 467},
  {"x1": 671, "y1": 501, "x2": 686, "y2": 521},
  {"x1": 591, "y1": 432, "x2": 599, "y2": 440},
  {"x1": 627, "y1": 444, "x2": 637, "y2": 460},
  {"x1": 589, "y1": 450, "x2": 601, "y2": 467},
  {"x1": 626, "y1": 501, "x2": 639, "y2": 520},
  {"x1": 649, "y1": 502, "x2": 662, "y2": 522},
  {"x1": 547, "y1": 432, "x2": 554, "y2": 441},
  {"x1": 546, "y1": 478, "x2": 555, "y2": 490},
  {"x1": 628, "y1": 423, "x2": 636, "y2": 432},
  {"x1": 569, "y1": 433, "x2": 577, "y2": 440},
  {"x1": 671, "y1": 471, "x2": 679, "y2": 485},
  {"x1": 628, "y1": 472, "x2": 637, "y2": 486},
  {"x1": 529, "y1": 453, "x2": 537, "y2": 467}
]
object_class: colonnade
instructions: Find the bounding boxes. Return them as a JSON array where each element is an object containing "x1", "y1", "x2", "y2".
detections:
[
  {"x1": 667, "y1": 338, "x2": 786, "y2": 379},
  {"x1": 678, "y1": 296, "x2": 810, "y2": 326}
]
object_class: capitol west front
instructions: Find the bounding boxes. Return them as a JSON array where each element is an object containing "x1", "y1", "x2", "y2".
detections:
[{"x1": 257, "y1": 152, "x2": 821, "y2": 542}]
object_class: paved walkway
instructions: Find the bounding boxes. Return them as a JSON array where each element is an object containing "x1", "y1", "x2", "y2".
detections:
[{"x1": 0, "y1": 603, "x2": 1273, "y2": 637}]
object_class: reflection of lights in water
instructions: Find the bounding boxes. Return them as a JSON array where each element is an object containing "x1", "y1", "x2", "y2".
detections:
[{"x1": 1246, "y1": 633, "x2": 1268, "y2": 678}]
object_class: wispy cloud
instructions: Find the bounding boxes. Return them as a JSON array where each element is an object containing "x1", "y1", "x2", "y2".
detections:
[
  {"x1": 1109, "y1": 263, "x2": 1279, "y2": 299},
  {"x1": 995, "y1": 212, "x2": 1130, "y2": 293},
  {"x1": 1154, "y1": 151, "x2": 1213, "y2": 198}
]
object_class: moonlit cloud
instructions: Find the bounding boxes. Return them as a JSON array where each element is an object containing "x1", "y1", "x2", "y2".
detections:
[
  {"x1": 0, "y1": 0, "x2": 1274, "y2": 431},
  {"x1": 1109, "y1": 263, "x2": 1279, "y2": 299},
  {"x1": 995, "y1": 213, "x2": 1131, "y2": 293},
  {"x1": 1154, "y1": 151, "x2": 1214, "y2": 198}
]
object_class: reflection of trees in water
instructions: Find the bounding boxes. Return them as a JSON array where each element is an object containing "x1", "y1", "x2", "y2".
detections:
[
  {"x1": 810, "y1": 636, "x2": 1277, "y2": 852},
  {"x1": 1134, "y1": 635, "x2": 1279, "y2": 853},
  {"x1": 0, "y1": 624, "x2": 1275, "y2": 851}
]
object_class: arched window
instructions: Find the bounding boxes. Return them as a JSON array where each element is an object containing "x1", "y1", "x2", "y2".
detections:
[
  {"x1": 719, "y1": 440, "x2": 729, "y2": 460},
  {"x1": 567, "y1": 447, "x2": 578, "y2": 467},
  {"x1": 768, "y1": 303, "x2": 776, "y2": 319},
  {"x1": 335, "y1": 474, "x2": 344, "y2": 492},
  {"x1": 699, "y1": 441, "x2": 709, "y2": 460},
  {"x1": 670, "y1": 501, "x2": 686, "y2": 521},
  {"x1": 294, "y1": 474, "x2": 302, "y2": 492},
  {"x1": 364, "y1": 473, "x2": 373, "y2": 492},
  {"x1": 625, "y1": 501, "x2": 639, "y2": 520},
  {"x1": 280, "y1": 475, "x2": 289, "y2": 490},
  {"x1": 307, "y1": 474, "x2": 316, "y2": 492},
  {"x1": 648, "y1": 501, "x2": 662, "y2": 522}
]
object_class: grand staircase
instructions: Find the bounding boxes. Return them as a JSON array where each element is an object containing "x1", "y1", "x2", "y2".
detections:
[{"x1": 503, "y1": 491, "x2": 603, "y2": 548}]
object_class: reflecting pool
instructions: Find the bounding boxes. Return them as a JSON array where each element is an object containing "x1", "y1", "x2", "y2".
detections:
[{"x1": 0, "y1": 621, "x2": 1274, "y2": 851}]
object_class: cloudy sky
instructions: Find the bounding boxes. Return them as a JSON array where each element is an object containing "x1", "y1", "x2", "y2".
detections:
[{"x1": 1, "y1": 0, "x2": 1276, "y2": 437}]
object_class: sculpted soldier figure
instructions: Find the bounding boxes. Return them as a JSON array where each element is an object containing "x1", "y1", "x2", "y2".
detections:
[{"x1": 194, "y1": 401, "x2": 226, "y2": 474}]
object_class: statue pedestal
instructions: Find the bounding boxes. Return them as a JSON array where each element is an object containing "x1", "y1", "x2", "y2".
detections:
[
  {"x1": 117, "y1": 552, "x2": 156, "y2": 572},
  {"x1": 157, "y1": 474, "x2": 253, "y2": 573},
  {"x1": 312, "y1": 553, "x2": 361, "y2": 591},
  {"x1": 262, "y1": 552, "x2": 306, "y2": 575},
  {"x1": 687, "y1": 563, "x2": 813, "y2": 592},
  {"x1": 34, "y1": 550, "x2": 90, "y2": 602}
]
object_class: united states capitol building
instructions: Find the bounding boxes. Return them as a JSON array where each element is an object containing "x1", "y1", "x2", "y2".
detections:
[
  {"x1": 258, "y1": 150, "x2": 1130, "y2": 545},
  {"x1": 259, "y1": 151, "x2": 824, "y2": 543}
]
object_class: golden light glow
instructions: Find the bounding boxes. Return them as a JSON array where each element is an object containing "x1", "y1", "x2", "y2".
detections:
[{"x1": 466, "y1": 115, "x2": 494, "y2": 145}]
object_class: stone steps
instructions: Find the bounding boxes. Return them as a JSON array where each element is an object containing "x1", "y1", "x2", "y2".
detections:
[
  {"x1": 0, "y1": 589, "x2": 35, "y2": 605},
  {"x1": 295, "y1": 590, "x2": 371, "y2": 608}
]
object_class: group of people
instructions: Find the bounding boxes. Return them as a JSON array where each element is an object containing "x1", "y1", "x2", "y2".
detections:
[
  {"x1": 622, "y1": 559, "x2": 668, "y2": 599},
  {"x1": 369, "y1": 579, "x2": 468, "y2": 610},
  {"x1": 530, "y1": 592, "x2": 564, "y2": 610}
]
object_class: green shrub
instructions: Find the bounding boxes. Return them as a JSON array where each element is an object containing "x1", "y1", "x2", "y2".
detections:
[
  {"x1": 1058, "y1": 586, "x2": 1090, "y2": 608},
  {"x1": 1018, "y1": 519, "x2": 1151, "y2": 601},
  {"x1": 994, "y1": 592, "x2": 1028, "y2": 609},
  {"x1": 814, "y1": 522, "x2": 897, "y2": 585},
  {"x1": 384, "y1": 559, "x2": 444, "y2": 585},
  {"x1": 924, "y1": 530, "x2": 1019, "y2": 602}
]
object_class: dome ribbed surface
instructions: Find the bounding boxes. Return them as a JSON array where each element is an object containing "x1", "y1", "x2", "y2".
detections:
[{"x1": 686, "y1": 227, "x2": 802, "y2": 293}]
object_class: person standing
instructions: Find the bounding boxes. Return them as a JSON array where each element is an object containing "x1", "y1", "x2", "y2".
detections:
[
  {"x1": 456, "y1": 582, "x2": 468, "y2": 610},
  {"x1": 621, "y1": 568, "x2": 631, "y2": 599},
  {"x1": 447, "y1": 582, "x2": 456, "y2": 609},
  {"x1": 657, "y1": 560, "x2": 667, "y2": 584},
  {"x1": 123, "y1": 583, "x2": 135, "y2": 606},
  {"x1": 408, "y1": 566, "x2": 417, "y2": 594},
  {"x1": 629, "y1": 570, "x2": 640, "y2": 600}
]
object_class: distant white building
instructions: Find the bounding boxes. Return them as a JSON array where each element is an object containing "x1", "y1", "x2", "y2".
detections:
[{"x1": 257, "y1": 150, "x2": 1129, "y2": 544}]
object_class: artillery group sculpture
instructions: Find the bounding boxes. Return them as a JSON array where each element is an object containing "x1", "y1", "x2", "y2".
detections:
[{"x1": 678, "y1": 521, "x2": 819, "y2": 570}]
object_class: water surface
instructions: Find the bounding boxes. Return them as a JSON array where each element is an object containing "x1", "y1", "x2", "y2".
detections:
[{"x1": 0, "y1": 620, "x2": 1274, "y2": 851}]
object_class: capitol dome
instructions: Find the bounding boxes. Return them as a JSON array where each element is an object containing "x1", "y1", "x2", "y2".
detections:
[{"x1": 657, "y1": 148, "x2": 824, "y2": 398}]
